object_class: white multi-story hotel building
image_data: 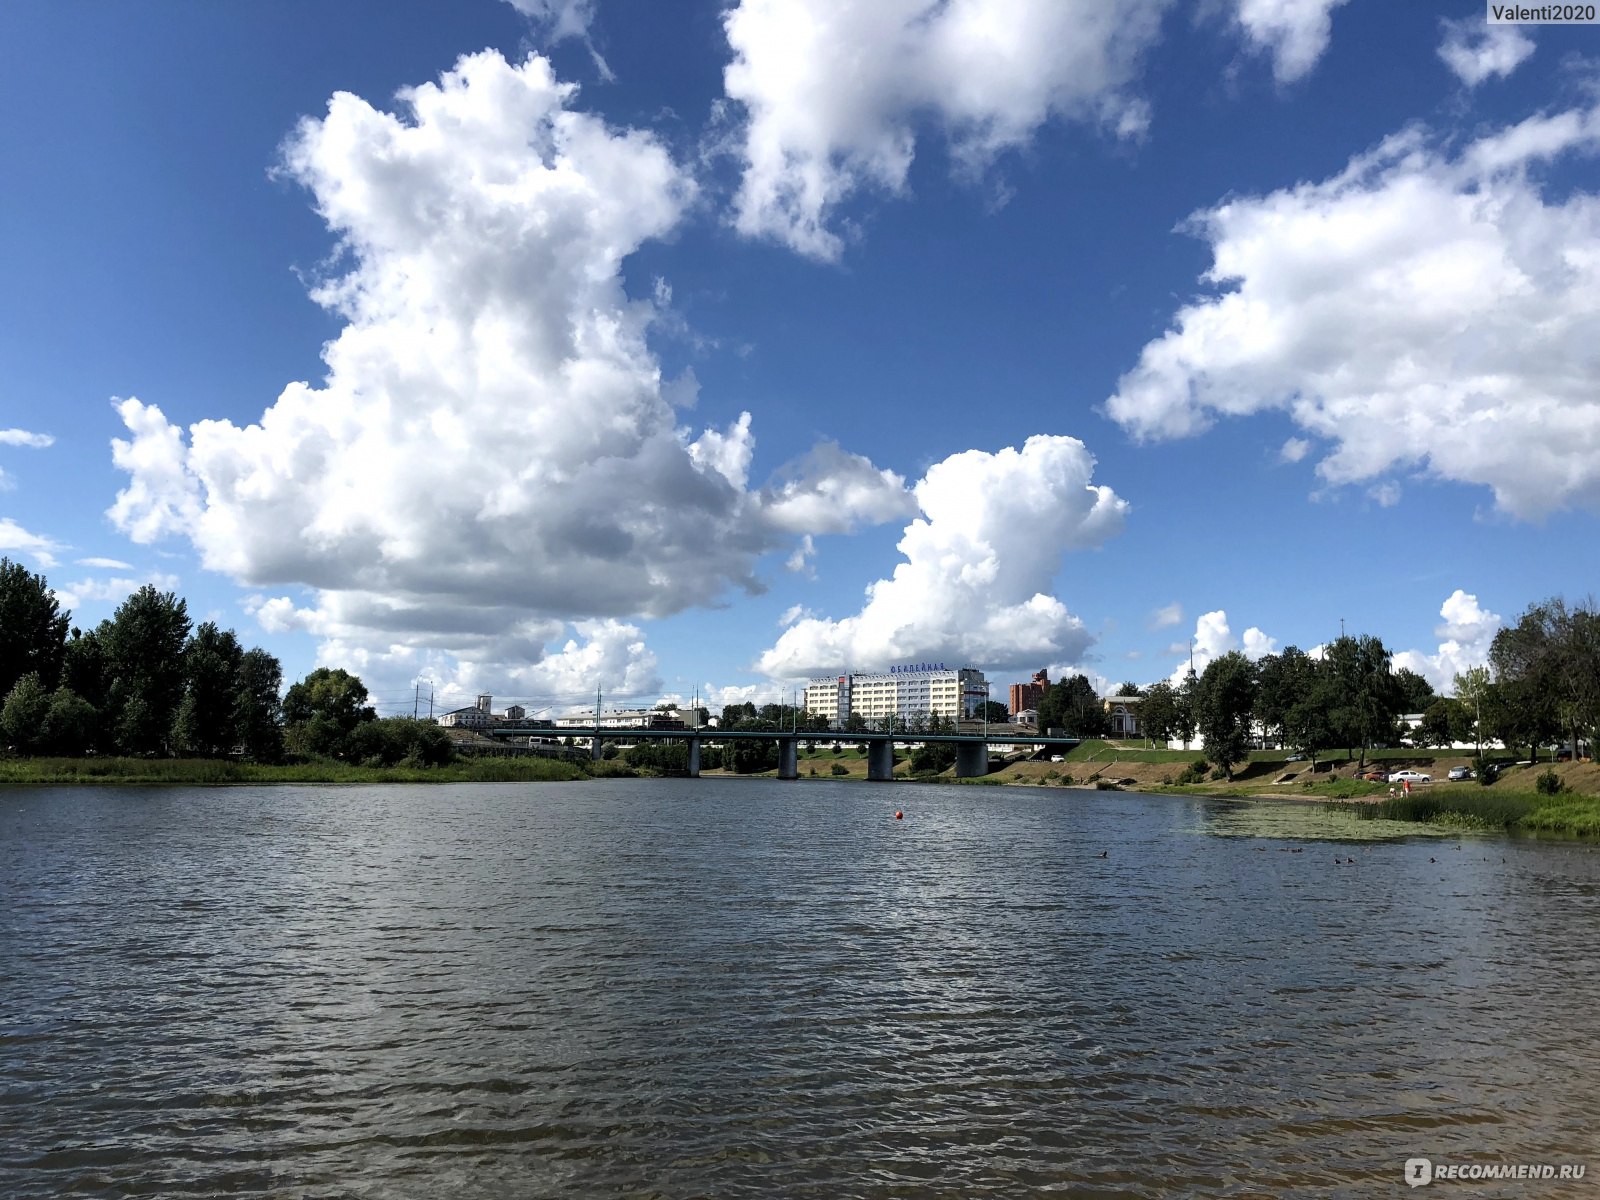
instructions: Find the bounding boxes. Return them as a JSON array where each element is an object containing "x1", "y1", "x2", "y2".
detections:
[{"x1": 803, "y1": 664, "x2": 989, "y2": 728}]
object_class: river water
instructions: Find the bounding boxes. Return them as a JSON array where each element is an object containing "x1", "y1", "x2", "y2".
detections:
[{"x1": 2, "y1": 780, "x2": 1596, "y2": 1198}]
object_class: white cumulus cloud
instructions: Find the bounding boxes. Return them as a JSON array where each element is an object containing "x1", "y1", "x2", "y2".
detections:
[
  {"x1": 0, "y1": 429, "x2": 55, "y2": 448},
  {"x1": 0, "y1": 518, "x2": 62, "y2": 569},
  {"x1": 1231, "y1": 0, "x2": 1350, "y2": 83},
  {"x1": 761, "y1": 442, "x2": 916, "y2": 534},
  {"x1": 756, "y1": 435, "x2": 1127, "y2": 678},
  {"x1": 1168, "y1": 608, "x2": 1275, "y2": 683},
  {"x1": 51, "y1": 571, "x2": 183, "y2": 616},
  {"x1": 720, "y1": 0, "x2": 1169, "y2": 259},
  {"x1": 503, "y1": 0, "x2": 595, "y2": 40},
  {"x1": 1368, "y1": 481, "x2": 1401, "y2": 508},
  {"x1": 1393, "y1": 588, "x2": 1503, "y2": 694},
  {"x1": 1149, "y1": 601, "x2": 1183, "y2": 630},
  {"x1": 1438, "y1": 17, "x2": 1535, "y2": 87},
  {"x1": 105, "y1": 50, "x2": 914, "y2": 699},
  {"x1": 1105, "y1": 101, "x2": 1600, "y2": 520}
]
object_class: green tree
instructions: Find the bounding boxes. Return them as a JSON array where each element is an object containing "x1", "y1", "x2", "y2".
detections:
[
  {"x1": 1195, "y1": 651, "x2": 1258, "y2": 780},
  {"x1": 1415, "y1": 698, "x2": 1464, "y2": 749},
  {"x1": 623, "y1": 741, "x2": 689, "y2": 773},
  {"x1": 726, "y1": 716, "x2": 781, "y2": 773},
  {"x1": 1283, "y1": 680, "x2": 1337, "y2": 766},
  {"x1": 1, "y1": 672, "x2": 51, "y2": 753},
  {"x1": 1394, "y1": 668, "x2": 1436, "y2": 714},
  {"x1": 0, "y1": 557, "x2": 69, "y2": 700},
  {"x1": 341, "y1": 717, "x2": 454, "y2": 767},
  {"x1": 1175, "y1": 669, "x2": 1199, "y2": 749},
  {"x1": 1114, "y1": 681, "x2": 1143, "y2": 697},
  {"x1": 233, "y1": 648, "x2": 284, "y2": 763},
  {"x1": 61, "y1": 627, "x2": 110, "y2": 721},
  {"x1": 1489, "y1": 604, "x2": 1563, "y2": 763},
  {"x1": 1255, "y1": 647, "x2": 1317, "y2": 750},
  {"x1": 759, "y1": 702, "x2": 801, "y2": 728},
  {"x1": 1453, "y1": 666, "x2": 1491, "y2": 758},
  {"x1": 1543, "y1": 598, "x2": 1600, "y2": 757},
  {"x1": 102, "y1": 586, "x2": 191, "y2": 755},
  {"x1": 1569, "y1": 604, "x2": 1600, "y2": 753},
  {"x1": 976, "y1": 700, "x2": 1010, "y2": 724},
  {"x1": 910, "y1": 741, "x2": 956, "y2": 774},
  {"x1": 172, "y1": 622, "x2": 244, "y2": 757},
  {"x1": 1139, "y1": 680, "x2": 1180, "y2": 746},
  {"x1": 283, "y1": 667, "x2": 375, "y2": 757},
  {"x1": 1323, "y1": 634, "x2": 1402, "y2": 769},
  {"x1": 40, "y1": 686, "x2": 96, "y2": 756},
  {"x1": 1038, "y1": 675, "x2": 1108, "y2": 737}
]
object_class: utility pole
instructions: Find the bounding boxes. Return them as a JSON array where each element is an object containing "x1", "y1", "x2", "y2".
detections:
[
  {"x1": 428, "y1": 689, "x2": 434, "y2": 720},
  {"x1": 413, "y1": 681, "x2": 420, "y2": 720}
]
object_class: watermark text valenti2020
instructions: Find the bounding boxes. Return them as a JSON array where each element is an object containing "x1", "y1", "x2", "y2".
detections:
[
  {"x1": 1405, "y1": 1158, "x2": 1587, "y2": 1187},
  {"x1": 1488, "y1": 2, "x2": 1598, "y2": 21}
]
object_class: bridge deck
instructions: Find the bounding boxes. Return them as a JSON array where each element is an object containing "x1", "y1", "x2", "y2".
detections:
[{"x1": 492, "y1": 726, "x2": 1079, "y2": 749}]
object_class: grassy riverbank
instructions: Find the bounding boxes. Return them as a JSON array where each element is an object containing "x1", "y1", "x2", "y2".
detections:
[
  {"x1": 0, "y1": 755, "x2": 603, "y2": 786},
  {"x1": 1338, "y1": 787, "x2": 1600, "y2": 837},
  {"x1": 10, "y1": 744, "x2": 1597, "y2": 837},
  {"x1": 778, "y1": 740, "x2": 1600, "y2": 837}
]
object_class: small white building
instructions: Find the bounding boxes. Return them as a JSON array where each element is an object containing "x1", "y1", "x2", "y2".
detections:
[
  {"x1": 1103, "y1": 696, "x2": 1143, "y2": 738},
  {"x1": 554, "y1": 708, "x2": 688, "y2": 731},
  {"x1": 439, "y1": 693, "x2": 495, "y2": 730}
]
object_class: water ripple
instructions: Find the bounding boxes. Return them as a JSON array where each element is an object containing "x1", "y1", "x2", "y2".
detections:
[{"x1": 2, "y1": 781, "x2": 1597, "y2": 1198}]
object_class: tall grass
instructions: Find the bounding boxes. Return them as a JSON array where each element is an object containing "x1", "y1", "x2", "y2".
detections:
[{"x1": 1342, "y1": 788, "x2": 1560, "y2": 831}]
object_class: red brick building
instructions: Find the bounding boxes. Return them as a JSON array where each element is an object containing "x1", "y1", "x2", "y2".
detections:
[{"x1": 1009, "y1": 669, "x2": 1049, "y2": 716}]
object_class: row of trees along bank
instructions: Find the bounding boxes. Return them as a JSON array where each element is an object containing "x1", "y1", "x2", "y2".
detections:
[
  {"x1": 1123, "y1": 597, "x2": 1598, "y2": 780},
  {"x1": 0, "y1": 558, "x2": 449, "y2": 766}
]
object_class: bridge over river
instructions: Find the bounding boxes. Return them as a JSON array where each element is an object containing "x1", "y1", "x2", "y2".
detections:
[{"x1": 488, "y1": 726, "x2": 1080, "y2": 781}]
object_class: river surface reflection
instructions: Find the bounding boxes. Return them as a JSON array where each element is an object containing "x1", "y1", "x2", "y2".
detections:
[{"x1": 2, "y1": 780, "x2": 1596, "y2": 1197}]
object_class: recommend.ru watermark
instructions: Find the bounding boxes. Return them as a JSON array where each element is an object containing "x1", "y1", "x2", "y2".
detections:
[
  {"x1": 1488, "y1": 3, "x2": 1599, "y2": 22},
  {"x1": 1406, "y1": 1157, "x2": 1588, "y2": 1187}
]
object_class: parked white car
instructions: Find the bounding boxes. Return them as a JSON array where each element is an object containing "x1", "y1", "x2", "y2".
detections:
[{"x1": 1387, "y1": 769, "x2": 1432, "y2": 784}]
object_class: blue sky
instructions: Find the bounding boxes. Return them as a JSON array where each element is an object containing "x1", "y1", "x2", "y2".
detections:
[{"x1": 2, "y1": 0, "x2": 1597, "y2": 720}]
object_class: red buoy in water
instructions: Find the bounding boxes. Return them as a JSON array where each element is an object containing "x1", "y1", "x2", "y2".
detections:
[{"x1": 895, "y1": 810, "x2": 903, "y2": 820}]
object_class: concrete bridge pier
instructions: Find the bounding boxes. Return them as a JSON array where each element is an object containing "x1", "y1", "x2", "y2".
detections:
[
  {"x1": 955, "y1": 741, "x2": 989, "y2": 779},
  {"x1": 591, "y1": 734, "x2": 602, "y2": 762},
  {"x1": 777, "y1": 736, "x2": 799, "y2": 780},
  {"x1": 866, "y1": 740, "x2": 895, "y2": 782},
  {"x1": 687, "y1": 737, "x2": 701, "y2": 778}
]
